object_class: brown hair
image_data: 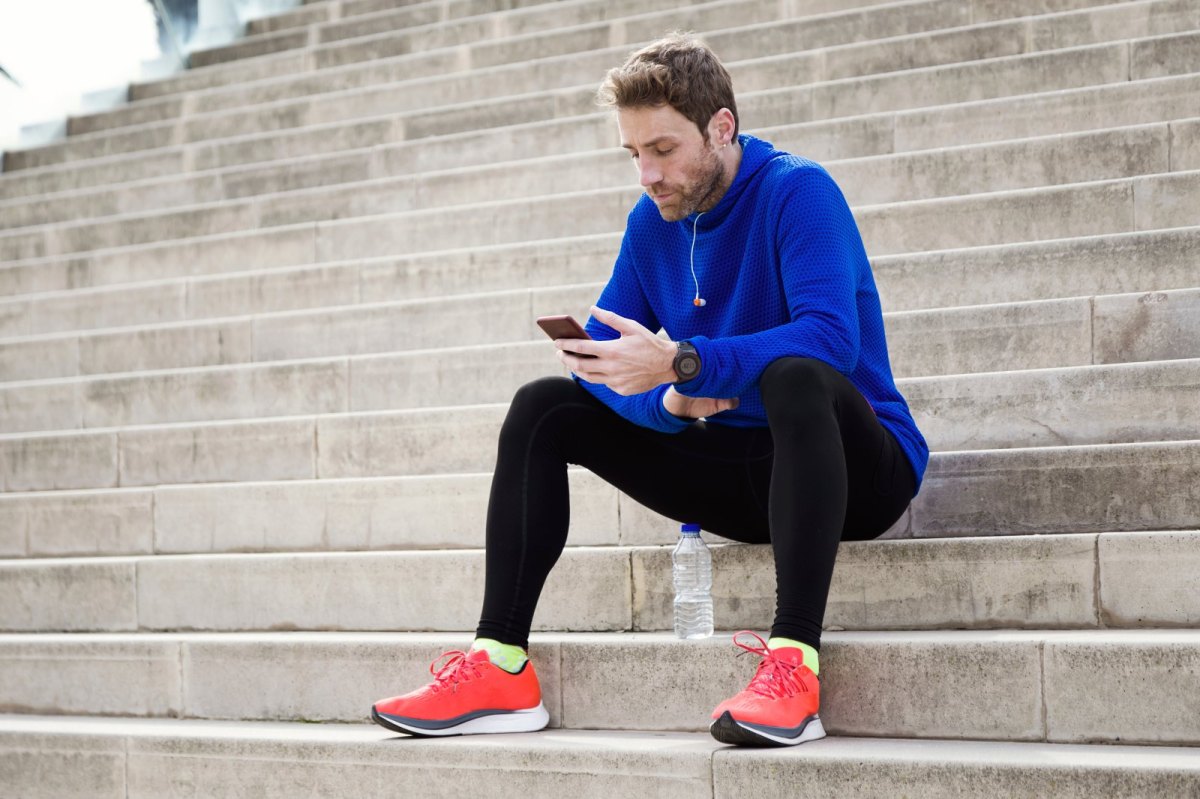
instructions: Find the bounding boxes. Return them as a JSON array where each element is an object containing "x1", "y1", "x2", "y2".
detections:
[{"x1": 596, "y1": 32, "x2": 738, "y2": 142}]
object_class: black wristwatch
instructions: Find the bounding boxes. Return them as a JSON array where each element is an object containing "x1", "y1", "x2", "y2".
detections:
[{"x1": 672, "y1": 341, "x2": 701, "y2": 383}]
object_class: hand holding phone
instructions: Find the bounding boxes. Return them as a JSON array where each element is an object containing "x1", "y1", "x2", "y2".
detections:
[{"x1": 536, "y1": 315, "x2": 597, "y2": 358}]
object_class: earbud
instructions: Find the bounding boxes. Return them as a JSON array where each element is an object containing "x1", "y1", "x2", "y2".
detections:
[{"x1": 694, "y1": 297, "x2": 706, "y2": 307}]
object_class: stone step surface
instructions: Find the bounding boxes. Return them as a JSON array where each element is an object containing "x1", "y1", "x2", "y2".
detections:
[
  {"x1": 150, "y1": 0, "x2": 1125, "y2": 102},
  {"x1": 2, "y1": 271, "x2": 1193, "y2": 387},
  {"x1": 8, "y1": 59, "x2": 1200, "y2": 206},
  {"x1": 1, "y1": 294, "x2": 1197, "y2": 432},
  {"x1": 186, "y1": 0, "x2": 769, "y2": 72},
  {"x1": 0, "y1": 0, "x2": 1194, "y2": 789},
  {"x1": 55, "y1": 0, "x2": 1191, "y2": 147},
  {"x1": 1, "y1": 114, "x2": 1187, "y2": 237},
  {"x1": 14, "y1": 25, "x2": 1195, "y2": 233},
  {"x1": 4, "y1": 69, "x2": 1197, "y2": 294},
  {"x1": 3, "y1": 151, "x2": 1196, "y2": 268},
  {"x1": 3, "y1": 715, "x2": 1198, "y2": 799},
  {"x1": 1, "y1": 529, "x2": 1196, "y2": 630},
  {"x1": 2, "y1": 225, "x2": 1195, "y2": 339},
  {"x1": 0, "y1": 628, "x2": 1198, "y2": 745},
  {"x1": 2, "y1": 357, "x2": 1198, "y2": 482},
  {"x1": 6, "y1": 15, "x2": 1192, "y2": 175},
  {"x1": 5, "y1": 0, "x2": 877, "y2": 167},
  {"x1": 242, "y1": 0, "x2": 528, "y2": 39},
  {"x1": 205, "y1": 0, "x2": 720, "y2": 72},
  {"x1": 2, "y1": 430, "x2": 1199, "y2": 554}
]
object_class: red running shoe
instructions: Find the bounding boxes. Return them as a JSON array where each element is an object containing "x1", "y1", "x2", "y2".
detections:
[
  {"x1": 709, "y1": 630, "x2": 826, "y2": 747},
  {"x1": 372, "y1": 648, "x2": 549, "y2": 737}
]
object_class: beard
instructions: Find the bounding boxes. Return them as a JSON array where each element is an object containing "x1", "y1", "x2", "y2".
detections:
[{"x1": 648, "y1": 141, "x2": 729, "y2": 222}]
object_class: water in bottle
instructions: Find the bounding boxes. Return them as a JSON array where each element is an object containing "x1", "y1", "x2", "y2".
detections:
[{"x1": 673, "y1": 523, "x2": 714, "y2": 639}]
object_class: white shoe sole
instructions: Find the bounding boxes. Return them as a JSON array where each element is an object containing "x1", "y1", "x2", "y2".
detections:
[
  {"x1": 373, "y1": 701, "x2": 550, "y2": 737},
  {"x1": 709, "y1": 710, "x2": 827, "y2": 747}
]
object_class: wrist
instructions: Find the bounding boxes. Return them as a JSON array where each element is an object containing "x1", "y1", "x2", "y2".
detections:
[
  {"x1": 662, "y1": 387, "x2": 692, "y2": 420},
  {"x1": 660, "y1": 338, "x2": 679, "y2": 384}
]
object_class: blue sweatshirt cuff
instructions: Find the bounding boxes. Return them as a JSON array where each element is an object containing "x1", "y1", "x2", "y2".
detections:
[{"x1": 649, "y1": 383, "x2": 694, "y2": 432}]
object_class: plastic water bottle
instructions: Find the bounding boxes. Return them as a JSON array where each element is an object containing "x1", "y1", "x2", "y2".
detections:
[{"x1": 672, "y1": 523, "x2": 714, "y2": 639}]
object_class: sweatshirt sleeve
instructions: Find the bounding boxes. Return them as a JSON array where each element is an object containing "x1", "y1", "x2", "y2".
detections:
[
  {"x1": 574, "y1": 232, "x2": 692, "y2": 434},
  {"x1": 675, "y1": 167, "x2": 862, "y2": 400}
]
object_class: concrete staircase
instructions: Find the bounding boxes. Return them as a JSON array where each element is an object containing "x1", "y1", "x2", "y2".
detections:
[{"x1": 1, "y1": 0, "x2": 1199, "y2": 794}]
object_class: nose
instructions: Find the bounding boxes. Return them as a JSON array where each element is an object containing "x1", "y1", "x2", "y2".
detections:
[{"x1": 638, "y1": 159, "x2": 662, "y2": 188}]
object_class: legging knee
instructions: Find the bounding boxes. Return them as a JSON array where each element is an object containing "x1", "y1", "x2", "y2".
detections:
[{"x1": 759, "y1": 357, "x2": 839, "y2": 428}]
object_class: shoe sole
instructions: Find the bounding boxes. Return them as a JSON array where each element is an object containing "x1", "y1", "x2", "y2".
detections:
[
  {"x1": 709, "y1": 710, "x2": 827, "y2": 747},
  {"x1": 371, "y1": 702, "x2": 550, "y2": 737}
]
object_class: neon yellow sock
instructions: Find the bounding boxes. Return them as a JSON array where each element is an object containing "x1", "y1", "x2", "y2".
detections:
[
  {"x1": 768, "y1": 636, "x2": 820, "y2": 675},
  {"x1": 471, "y1": 637, "x2": 529, "y2": 674}
]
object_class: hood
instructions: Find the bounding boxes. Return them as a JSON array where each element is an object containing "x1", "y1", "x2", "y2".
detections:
[{"x1": 686, "y1": 134, "x2": 783, "y2": 231}]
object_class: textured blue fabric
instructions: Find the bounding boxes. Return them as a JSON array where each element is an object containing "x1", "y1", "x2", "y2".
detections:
[{"x1": 576, "y1": 134, "x2": 929, "y2": 491}]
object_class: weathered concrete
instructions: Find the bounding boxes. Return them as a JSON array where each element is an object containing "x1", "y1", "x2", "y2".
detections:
[
  {"x1": 0, "y1": 558, "x2": 137, "y2": 632},
  {"x1": 911, "y1": 441, "x2": 1200, "y2": 536},
  {"x1": 1044, "y1": 630, "x2": 1200, "y2": 744},
  {"x1": 0, "y1": 635, "x2": 181, "y2": 716},
  {"x1": 0, "y1": 723, "x2": 126, "y2": 798},
  {"x1": 631, "y1": 535, "x2": 1099, "y2": 633},
  {"x1": 1099, "y1": 531, "x2": 1200, "y2": 627},
  {"x1": 117, "y1": 417, "x2": 317, "y2": 487},
  {"x1": 134, "y1": 547, "x2": 631, "y2": 632},
  {"x1": 151, "y1": 470, "x2": 617, "y2": 554},
  {"x1": 181, "y1": 633, "x2": 563, "y2": 724},
  {"x1": 0, "y1": 488, "x2": 153, "y2": 557},
  {"x1": 1095, "y1": 287, "x2": 1200, "y2": 365},
  {"x1": 712, "y1": 733, "x2": 1200, "y2": 797}
]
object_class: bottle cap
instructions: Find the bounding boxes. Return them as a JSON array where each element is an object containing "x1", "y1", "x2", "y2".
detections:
[{"x1": 681, "y1": 523, "x2": 701, "y2": 534}]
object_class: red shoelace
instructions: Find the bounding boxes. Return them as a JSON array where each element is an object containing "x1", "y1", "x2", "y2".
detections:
[
  {"x1": 732, "y1": 630, "x2": 810, "y2": 700},
  {"x1": 428, "y1": 650, "x2": 484, "y2": 694}
]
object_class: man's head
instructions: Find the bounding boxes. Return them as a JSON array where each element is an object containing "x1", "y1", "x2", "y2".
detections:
[{"x1": 597, "y1": 33, "x2": 742, "y2": 222}]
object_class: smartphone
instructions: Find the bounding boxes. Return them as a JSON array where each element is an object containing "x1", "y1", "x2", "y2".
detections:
[{"x1": 536, "y1": 315, "x2": 597, "y2": 358}]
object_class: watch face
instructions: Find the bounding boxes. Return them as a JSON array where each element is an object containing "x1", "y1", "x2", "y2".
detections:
[{"x1": 676, "y1": 353, "x2": 700, "y2": 379}]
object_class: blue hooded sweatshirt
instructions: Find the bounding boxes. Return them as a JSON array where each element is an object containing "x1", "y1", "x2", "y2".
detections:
[{"x1": 578, "y1": 134, "x2": 929, "y2": 491}]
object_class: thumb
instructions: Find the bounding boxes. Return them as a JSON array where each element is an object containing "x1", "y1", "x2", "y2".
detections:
[{"x1": 720, "y1": 397, "x2": 740, "y2": 411}]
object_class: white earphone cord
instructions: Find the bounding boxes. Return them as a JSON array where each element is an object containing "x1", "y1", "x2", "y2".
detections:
[{"x1": 690, "y1": 211, "x2": 706, "y2": 307}]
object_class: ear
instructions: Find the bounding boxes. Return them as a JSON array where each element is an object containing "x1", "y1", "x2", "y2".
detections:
[{"x1": 709, "y1": 108, "x2": 736, "y2": 147}]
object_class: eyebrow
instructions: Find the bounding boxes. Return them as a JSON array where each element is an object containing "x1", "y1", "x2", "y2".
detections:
[{"x1": 621, "y1": 136, "x2": 677, "y2": 151}]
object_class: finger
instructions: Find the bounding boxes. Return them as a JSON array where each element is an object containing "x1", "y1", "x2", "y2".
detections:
[
  {"x1": 590, "y1": 305, "x2": 642, "y2": 336},
  {"x1": 560, "y1": 351, "x2": 608, "y2": 379},
  {"x1": 557, "y1": 337, "x2": 600, "y2": 358}
]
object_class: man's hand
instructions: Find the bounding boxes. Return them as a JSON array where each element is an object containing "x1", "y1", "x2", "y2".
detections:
[
  {"x1": 556, "y1": 306, "x2": 677, "y2": 395},
  {"x1": 662, "y1": 386, "x2": 739, "y2": 420}
]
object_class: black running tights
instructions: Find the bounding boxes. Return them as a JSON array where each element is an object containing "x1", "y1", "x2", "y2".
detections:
[{"x1": 474, "y1": 356, "x2": 916, "y2": 651}]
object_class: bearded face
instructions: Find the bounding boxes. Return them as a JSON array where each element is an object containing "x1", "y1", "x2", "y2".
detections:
[
  {"x1": 643, "y1": 135, "x2": 726, "y2": 221},
  {"x1": 617, "y1": 105, "x2": 738, "y2": 223}
]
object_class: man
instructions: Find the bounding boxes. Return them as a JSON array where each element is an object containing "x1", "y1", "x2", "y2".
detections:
[{"x1": 372, "y1": 32, "x2": 927, "y2": 748}]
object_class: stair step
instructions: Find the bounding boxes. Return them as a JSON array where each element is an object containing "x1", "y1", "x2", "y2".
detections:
[
  {"x1": 1, "y1": 529, "x2": 1197, "y2": 632},
  {"x1": 6, "y1": 17, "x2": 1192, "y2": 176},
  {"x1": 0, "y1": 420, "x2": 1198, "y2": 548},
  {"x1": 0, "y1": 628, "x2": 1198, "y2": 744},
  {"x1": 3, "y1": 715, "x2": 1195, "y2": 799},
  {"x1": 0, "y1": 116, "x2": 1184, "y2": 237},
  {"x1": 3, "y1": 148, "x2": 1196, "y2": 270},
  {"x1": 54, "y1": 0, "x2": 1187, "y2": 146},
  {"x1": 0, "y1": 0, "x2": 1194, "y2": 787},
  {"x1": 1, "y1": 274, "x2": 1195, "y2": 387},
  {"x1": 2, "y1": 356, "x2": 1199, "y2": 478},
  {"x1": 1, "y1": 226, "x2": 1194, "y2": 341},
  {"x1": 7, "y1": 64, "x2": 1199, "y2": 208}
]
